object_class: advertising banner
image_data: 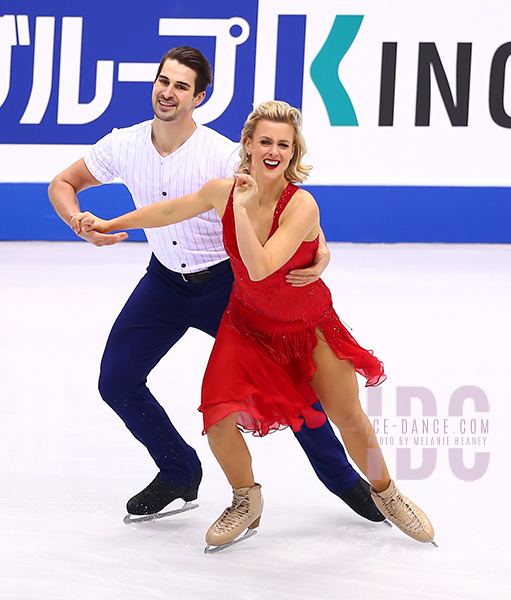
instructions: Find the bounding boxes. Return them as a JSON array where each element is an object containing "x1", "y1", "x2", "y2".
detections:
[{"x1": 0, "y1": 0, "x2": 509, "y2": 241}]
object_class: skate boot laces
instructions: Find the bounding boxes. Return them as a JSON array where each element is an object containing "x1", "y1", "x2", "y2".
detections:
[
  {"x1": 212, "y1": 492, "x2": 251, "y2": 534},
  {"x1": 383, "y1": 490, "x2": 426, "y2": 534}
]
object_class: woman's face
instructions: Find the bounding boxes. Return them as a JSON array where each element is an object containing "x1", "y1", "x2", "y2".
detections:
[{"x1": 245, "y1": 120, "x2": 295, "y2": 179}]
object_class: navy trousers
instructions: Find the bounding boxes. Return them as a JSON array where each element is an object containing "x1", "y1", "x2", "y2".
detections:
[{"x1": 99, "y1": 254, "x2": 359, "y2": 494}]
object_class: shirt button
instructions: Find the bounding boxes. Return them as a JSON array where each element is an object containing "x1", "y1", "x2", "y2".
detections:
[
  {"x1": 162, "y1": 191, "x2": 167, "y2": 196},
  {"x1": 172, "y1": 241, "x2": 177, "y2": 245},
  {"x1": 181, "y1": 263, "x2": 186, "y2": 268}
]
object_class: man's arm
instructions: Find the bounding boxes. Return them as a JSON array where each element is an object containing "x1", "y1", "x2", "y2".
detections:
[
  {"x1": 48, "y1": 158, "x2": 128, "y2": 246},
  {"x1": 285, "y1": 227, "x2": 331, "y2": 287}
]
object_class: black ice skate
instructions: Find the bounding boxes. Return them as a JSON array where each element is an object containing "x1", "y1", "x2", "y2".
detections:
[
  {"x1": 338, "y1": 477, "x2": 390, "y2": 525},
  {"x1": 123, "y1": 468, "x2": 202, "y2": 524}
]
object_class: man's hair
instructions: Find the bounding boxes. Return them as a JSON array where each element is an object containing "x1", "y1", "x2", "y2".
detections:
[{"x1": 155, "y1": 46, "x2": 213, "y2": 95}]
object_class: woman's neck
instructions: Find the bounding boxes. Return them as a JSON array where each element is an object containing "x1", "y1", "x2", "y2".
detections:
[{"x1": 254, "y1": 176, "x2": 289, "y2": 207}]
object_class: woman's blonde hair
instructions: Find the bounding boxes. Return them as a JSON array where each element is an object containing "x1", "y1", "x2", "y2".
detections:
[{"x1": 238, "y1": 101, "x2": 312, "y2": 183}]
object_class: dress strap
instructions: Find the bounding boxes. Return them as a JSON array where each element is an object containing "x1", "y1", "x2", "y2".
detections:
[{"x1": 269, "y1": 183, "x2": 299, "y2": 238}]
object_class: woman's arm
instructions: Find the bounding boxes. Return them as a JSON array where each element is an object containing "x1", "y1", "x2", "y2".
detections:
[
  {"x1": 71, "y1": 178, "x2": 232, "y2": 236},
  {"x1": 233, "y1": 174, "x2": 320, "y2": 281}
]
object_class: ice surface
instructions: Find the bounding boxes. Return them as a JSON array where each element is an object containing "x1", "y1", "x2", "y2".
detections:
[{"x1": 0, "y1": 241, "x2": 509, "y2": 600}]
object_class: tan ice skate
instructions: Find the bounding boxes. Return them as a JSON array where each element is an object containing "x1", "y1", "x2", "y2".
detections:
[
  {"x1": 204, "y1": 483, "x2": 263, "y2": 553},
  {"x1": 370, "y1": 480, "x2": 436, "y2": 546}
]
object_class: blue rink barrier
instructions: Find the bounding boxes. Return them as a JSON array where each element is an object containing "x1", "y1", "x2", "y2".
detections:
[{"x1": 0, "y1": 182, "x2": 509, "y2": 243}]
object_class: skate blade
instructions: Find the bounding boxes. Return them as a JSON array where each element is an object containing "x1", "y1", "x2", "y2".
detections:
[
  {"x1": 381, "y1": 519, "x2": 438, "y2": 546},
  {"x1": 204, "y1": 528, "x2": 257, "y2": 554},
  {"x1": 123, "y1": 501, "x2": 198, "y2": 524}
]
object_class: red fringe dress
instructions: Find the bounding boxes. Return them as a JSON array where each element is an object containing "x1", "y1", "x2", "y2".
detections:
[{"x1": 200, "y1": 183, "x2": 386, "y2": 436}]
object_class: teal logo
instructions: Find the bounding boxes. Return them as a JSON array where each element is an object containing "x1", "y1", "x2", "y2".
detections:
[{"x1": 310, "y1": 15, "x2": 364, "y2": 126}]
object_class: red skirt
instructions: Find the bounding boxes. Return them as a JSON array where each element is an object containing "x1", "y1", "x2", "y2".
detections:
[{"x1": 199, "y1": 297, "x2": 385, "y2": 437}]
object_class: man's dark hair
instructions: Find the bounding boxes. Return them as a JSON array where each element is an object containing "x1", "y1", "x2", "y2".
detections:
[{"x1": 155, "y1": 46, "x2": 213, "y2": 95}]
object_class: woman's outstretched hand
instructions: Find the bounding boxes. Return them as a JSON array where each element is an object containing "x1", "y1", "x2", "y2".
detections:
[
  {"x1": 69, "y1": 212, "x2": 128, "y2": 246},
  {"x1": 70, "y1": 211, "x2": 108, "y2": 234},
  {"x1": 69, "y1": 211, "x2": 128, "y2": 246}
]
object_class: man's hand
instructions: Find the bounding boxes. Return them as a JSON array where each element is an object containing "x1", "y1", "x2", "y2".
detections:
[
  {"x1": 285, "y1": 230, "x2": 330, "y2": 287},
  {"x1": 77, "y1": 228, "x2": 129, "y2": 246}
]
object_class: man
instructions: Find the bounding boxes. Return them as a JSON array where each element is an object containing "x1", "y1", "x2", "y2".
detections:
[{"x1": 48, "y1": 46, "x2": 383, "y2": 523}]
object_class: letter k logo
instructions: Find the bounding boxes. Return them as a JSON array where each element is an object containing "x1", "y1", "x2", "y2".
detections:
[{"x1": 310, "y1": 15, "x2": 364, "y2": 126}]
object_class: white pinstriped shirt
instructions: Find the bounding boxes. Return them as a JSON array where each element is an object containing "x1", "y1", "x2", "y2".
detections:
[{"x1": 84, "y1": 120, "x2": 240, "y2": 273}]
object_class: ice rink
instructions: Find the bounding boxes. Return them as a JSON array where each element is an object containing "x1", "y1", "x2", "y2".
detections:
[{"x1": 1, "y1": 241, "x2": 509, "y2": 600}]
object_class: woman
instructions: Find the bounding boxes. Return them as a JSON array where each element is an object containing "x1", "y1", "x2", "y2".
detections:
[{"x1": 72, "y1": 101, "x2": 435, "y2": 549}]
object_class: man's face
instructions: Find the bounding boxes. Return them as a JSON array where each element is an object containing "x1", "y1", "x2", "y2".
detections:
[{"x1": 152, "y1": 59, "x2": 205, "y2": 123}]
